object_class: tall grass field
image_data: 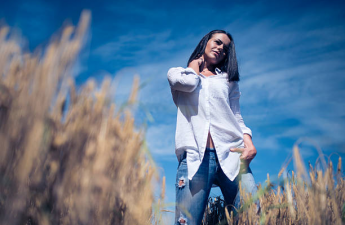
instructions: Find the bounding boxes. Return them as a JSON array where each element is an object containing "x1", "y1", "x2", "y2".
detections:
[{"x1": 0, "y1": 11, "x2": 344, "y2": 225}]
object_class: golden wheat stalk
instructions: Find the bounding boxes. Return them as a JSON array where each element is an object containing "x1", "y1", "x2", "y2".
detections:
[{"x1": 0, "y1": 10, "x2": 163, "y2": 225}]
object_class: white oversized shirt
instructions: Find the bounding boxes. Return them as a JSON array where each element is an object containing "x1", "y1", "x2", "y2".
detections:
[{"x1": 167, "y1": 67, "x2": 252, "y2": 181}]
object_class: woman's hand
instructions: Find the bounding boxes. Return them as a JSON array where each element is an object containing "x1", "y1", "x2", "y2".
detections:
[
  {"x1": 230, "y1": 134, "x2": 257, "y2": 173},
  {"x1": 188, "y1": 55, "x2": 204, "y2": 74}
]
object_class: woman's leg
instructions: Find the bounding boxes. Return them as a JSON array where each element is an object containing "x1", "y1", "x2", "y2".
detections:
[
  {"x1": 234, "y1": 167, "x2": 260, "y2": 212},
  {"x1": 175, "y1": 151, "x2": 218, "y2": 225},
  {"x1": 239, "y1": 167, "x2": 257, "y2": 196},
  {"x1": 214, "y1": 166, "x2": 239, "y2": 211}
]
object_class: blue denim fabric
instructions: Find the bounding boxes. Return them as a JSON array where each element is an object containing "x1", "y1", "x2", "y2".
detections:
[
  {"x1": 175, "y1": 148, "x2": 257, "y2": 225},
  {"x1": 234, "y1": 167, "x2": 258, "y2": 210}
]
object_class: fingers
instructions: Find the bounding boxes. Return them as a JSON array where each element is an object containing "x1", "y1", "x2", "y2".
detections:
[
  {"x1": 198, "y1": 56, "x2": 205, "y2": 67},
  {"x1": 230, "y1": 148, "x2": 245, "y2": 153},
  {"x1": 231, "y1": 147, "x2": 256, "y2": 160},
  {"x1": 231, "y1": 148, "x2": 246, "y2": 160}
]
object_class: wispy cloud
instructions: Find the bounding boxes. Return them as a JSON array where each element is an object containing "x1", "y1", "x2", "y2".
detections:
[
  {"x1": 3, "y1": 1, "x2": 345, "y2": 224},
  {"x1": 92, "y1": 30, "x2": 174, "y2": 63},
  {"x1": 216, "y1": 3, "x2": 345, "y2": 158}
]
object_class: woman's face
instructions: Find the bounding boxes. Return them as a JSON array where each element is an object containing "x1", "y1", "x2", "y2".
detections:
[{"x1": 203, "y1": 33, "x2": 231, "y2": 66}]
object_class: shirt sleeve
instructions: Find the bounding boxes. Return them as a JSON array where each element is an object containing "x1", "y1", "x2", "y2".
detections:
[
  {"x1": 167, "y1": 67, "x2": 200, "y2": 92},
  {"x1": 229, "y1": 82, "x2": 252, "y2": 137}
]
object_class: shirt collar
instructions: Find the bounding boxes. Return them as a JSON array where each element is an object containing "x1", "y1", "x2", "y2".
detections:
[{"x1": 200, "y1": 67, "x2": 223, "y2": 77}]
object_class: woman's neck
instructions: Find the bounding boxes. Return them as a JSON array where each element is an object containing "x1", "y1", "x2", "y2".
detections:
[
  {"x1": 201, "y1": 61, "x2": 216, "y2": 75},
  {"x1": 201, "y1": 62, "x2": 216, "y2": 75}
]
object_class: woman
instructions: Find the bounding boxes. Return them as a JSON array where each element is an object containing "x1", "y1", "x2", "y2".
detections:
[{"x1": 167, "y1": 30, "x2": 257, "y2": 225}]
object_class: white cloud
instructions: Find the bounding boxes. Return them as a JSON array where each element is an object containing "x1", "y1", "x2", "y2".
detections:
[{"x1": 92, "y1": 30, "x2": 175, "y2": 63}]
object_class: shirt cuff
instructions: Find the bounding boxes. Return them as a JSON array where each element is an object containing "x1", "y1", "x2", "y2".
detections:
[{"x1": 242, "y1": 128, "x2": 252, "y2": 138}]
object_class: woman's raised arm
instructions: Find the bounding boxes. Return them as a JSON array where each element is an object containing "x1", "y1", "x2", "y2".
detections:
[{"x1": 167, "y1": 67, "x2": 200, "y2": 92}]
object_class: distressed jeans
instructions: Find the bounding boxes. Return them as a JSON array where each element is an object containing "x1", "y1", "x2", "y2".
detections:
[{"x1": 175, "y1": 148, "x2": 257, "y2": 225}]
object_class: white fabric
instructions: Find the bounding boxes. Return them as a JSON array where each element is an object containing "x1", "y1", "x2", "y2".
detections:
[{"x1": 167, "y1": 67, "x2": 252, "y2": 181}]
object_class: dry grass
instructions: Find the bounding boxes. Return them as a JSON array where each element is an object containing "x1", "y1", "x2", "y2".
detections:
[
  {"x1": 0, "y1": 11, "x2": 163, "y2": 225},
  {"x1": 224, "y1": 142, "x2": 345, "y2": 225},
  {"x1": 1, "y1": 9, "x2": 344, "y2": 225},
  {"x1": 202, "y1": 197, "x2": 227, "y2": 225},
  {"x1": 203, "y1": 147, "x2": 344, "y2": 225}
]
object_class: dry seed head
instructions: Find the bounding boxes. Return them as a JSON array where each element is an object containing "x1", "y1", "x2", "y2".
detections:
[
  {"x1": 160, "y1": 176, "x2": 166, "y2": 200},
  {"x1": 128, "y1": 75, "x2": 140, "y2": 104},
  {"x1": 293, "y1": 145, "x2": 308, "y2": 181},
  {"x1": 0, "y1": 10, "x2": 158, "y2": 225},
  {"x1": 0, "y1": 26, "x2": 9, "y2": 40},
  {"x1": 278, "y1": 166, "x2": 285, "y2": 178}
]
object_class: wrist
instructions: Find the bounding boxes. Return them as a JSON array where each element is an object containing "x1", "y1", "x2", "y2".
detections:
[{"x1": 243, "y1": 134, "x2": 254, "y2": 147}]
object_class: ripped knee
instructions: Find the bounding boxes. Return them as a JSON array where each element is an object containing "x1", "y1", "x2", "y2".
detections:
[
  {"x1": 177, "y1": 176, "x2": 186, "y2": 188},
  {"x1": 178, "y1": 213, "x2": 188, "y2": 224}
]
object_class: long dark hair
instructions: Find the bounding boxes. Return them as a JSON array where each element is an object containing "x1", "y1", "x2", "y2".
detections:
[{"x1": 187, "y1": 30, "x2": 240, "y2": 82}]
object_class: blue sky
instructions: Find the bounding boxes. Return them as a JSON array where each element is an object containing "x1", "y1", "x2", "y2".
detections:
[{"x1": 1, "y1": 0, "x2": 345, "y2": 223}]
